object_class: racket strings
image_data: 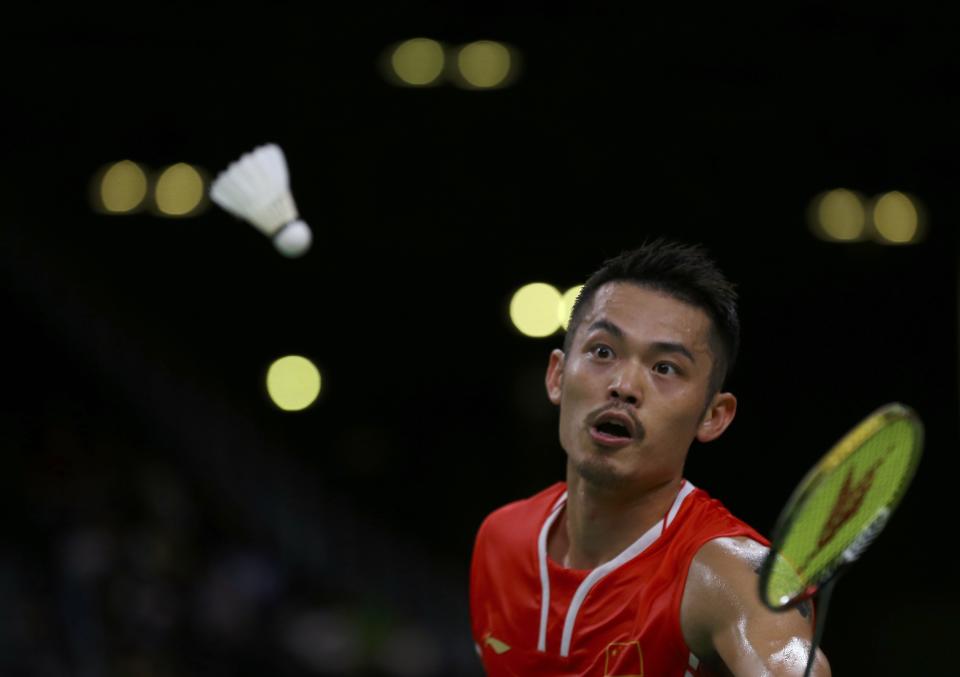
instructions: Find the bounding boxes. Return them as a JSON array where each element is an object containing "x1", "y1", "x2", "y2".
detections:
[{"x1": 765, "y1": 416, "x2": 921, "y2": 607}]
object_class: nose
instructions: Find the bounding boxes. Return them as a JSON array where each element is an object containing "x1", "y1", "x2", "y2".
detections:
[{"x1": 608, "y1": 363, "x2": 643, "y2": 406}]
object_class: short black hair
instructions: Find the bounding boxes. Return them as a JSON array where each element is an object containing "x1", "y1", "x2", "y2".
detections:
[{"x1": 563, "y1": 238, "x2": 740, "y2": 393}]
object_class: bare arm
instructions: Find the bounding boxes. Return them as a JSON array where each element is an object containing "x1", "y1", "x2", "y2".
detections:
[{"x1": 681, "y1": 537, "x2": 831, "y2": 677}]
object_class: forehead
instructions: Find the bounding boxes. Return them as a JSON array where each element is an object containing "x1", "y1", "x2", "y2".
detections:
[{"x1": 578, "y1": 282, "x2": 714, "y2": 347}]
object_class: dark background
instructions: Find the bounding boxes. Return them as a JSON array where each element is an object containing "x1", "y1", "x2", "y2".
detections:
[{"x1": 0, "y1": 4, "x2": 956, "y2": 675}]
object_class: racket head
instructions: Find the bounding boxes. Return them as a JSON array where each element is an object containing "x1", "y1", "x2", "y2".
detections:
[{"x1": 759, "y1": 402, "x2": 923, "y2": 611}]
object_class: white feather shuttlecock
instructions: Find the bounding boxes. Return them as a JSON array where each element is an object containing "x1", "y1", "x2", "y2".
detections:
[{"x1": 209, "y1": 143, "x2": 312, "y2": 258}]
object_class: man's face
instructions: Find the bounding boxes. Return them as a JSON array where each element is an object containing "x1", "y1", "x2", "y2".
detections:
[{"x1": 545, "y1": 282, "x2": 731, "y2": 493}]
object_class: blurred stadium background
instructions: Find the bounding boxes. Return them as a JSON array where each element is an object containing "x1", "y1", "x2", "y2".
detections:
[{"x1": 0, "y1": 4, "x2": 956, "y2": 675}]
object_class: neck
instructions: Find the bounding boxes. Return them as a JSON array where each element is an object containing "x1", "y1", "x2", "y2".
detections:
[{"x1": 551, "y1": 467, "x2": 684, "y2": 570}]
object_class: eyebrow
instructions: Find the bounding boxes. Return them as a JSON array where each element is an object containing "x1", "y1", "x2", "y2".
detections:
[{"x1": 585, "y1": 319, "x2": 696, "y2": 363}]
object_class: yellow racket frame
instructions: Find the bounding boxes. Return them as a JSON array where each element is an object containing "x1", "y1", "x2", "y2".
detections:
[{"x1": 760, "y1": 403, "x2": 923, "y2": 610}]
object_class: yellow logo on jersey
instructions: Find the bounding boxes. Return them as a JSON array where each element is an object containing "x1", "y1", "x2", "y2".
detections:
[
  {"x1": 483, "y1": 633, "x2": 511, "y2": 654},
  {"x1": 604, "y1": 640, "x2": 644, "y2": 676}
]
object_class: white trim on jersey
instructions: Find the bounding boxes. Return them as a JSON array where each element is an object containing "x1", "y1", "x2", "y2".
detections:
[
  {"x1": 668, "y1": 480, "x2": 697, "y2": 526},
  {"x1": 537, "y1": 492, "x2": 568, "y2": 652},
  {"x1": 535, "y1": 481, "x2": 698, "y2": 658}
]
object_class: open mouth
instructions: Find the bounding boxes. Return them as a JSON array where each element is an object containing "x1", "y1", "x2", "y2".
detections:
[
  {"x1": 594, "y1": 421, "x2": 631, "y2": 439},
  {"x1": 589, "y1": 420, "x2": 635, "y2": 447}
]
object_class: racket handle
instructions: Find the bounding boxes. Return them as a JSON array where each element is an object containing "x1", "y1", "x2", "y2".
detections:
[{"x1": 803, "y1": 577, "x2": 837, "y2": 677}]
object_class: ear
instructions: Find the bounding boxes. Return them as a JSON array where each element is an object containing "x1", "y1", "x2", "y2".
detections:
[
  {"x1": 696, "y1": 391, "x2": 737, "y2": 443},
  {"x1": 545, "y1": 349, "x2": 565, "y2": 406}
]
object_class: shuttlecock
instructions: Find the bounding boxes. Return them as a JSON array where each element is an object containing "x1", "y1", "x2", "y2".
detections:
[{"x1": 210, "y1": 143, "x2": 312, "y2": 258}]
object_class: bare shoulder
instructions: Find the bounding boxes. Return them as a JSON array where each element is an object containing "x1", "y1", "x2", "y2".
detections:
[
  {"x1": 681, "y1": 537, "x2": 831, "y2": 676},
  {"x1": 680, "y1": 537, "x2": 769, "y2": 658},
  {"x1": 693, "y1": 535, "x2": 768, "y2": 573},
  {"x1": 683, "y1": 537, "x2": 813, "y2": 622}
]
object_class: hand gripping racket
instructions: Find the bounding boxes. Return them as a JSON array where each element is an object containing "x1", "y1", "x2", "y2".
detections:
[{"x1": 758, "y1": 403, "x2": 923, "y2": 677}]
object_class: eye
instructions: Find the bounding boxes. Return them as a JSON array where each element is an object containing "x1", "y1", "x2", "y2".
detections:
[
  {"x1": 590, "y1": 344, "x2": 614, "y2": 359},
  {"x1": 654, "y1": 361, "x2": 680, "y2": 375}
]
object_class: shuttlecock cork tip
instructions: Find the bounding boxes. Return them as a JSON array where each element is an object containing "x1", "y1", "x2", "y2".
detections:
[
  {"x1": 209, "y1": 143, "x2": 308, "y2": 254},
  {"x1": 274, "y1": 220, "x2": 312, "y2": 257}
]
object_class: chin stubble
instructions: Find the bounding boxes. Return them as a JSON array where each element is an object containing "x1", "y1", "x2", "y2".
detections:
[{"x1": 574, "y1": 455, "x2": 623, "y2": 488}]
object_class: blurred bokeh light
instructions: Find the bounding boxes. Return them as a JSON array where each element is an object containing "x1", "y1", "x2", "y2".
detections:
[
  {"x1": 810, "y1": 188, "x2": 866, "y2": 242},
  {"x1": 154, "y1": 162, "x2": 206, "y2": 216},
  {"x1": 96, "y1": 160, "x2": 149, "y2": 213},
  {"x1": 387, "y1": 38, "x2": 445, "y2": 86},
  {"x1": 454, "y1": 41, "x2": 515, "y2": 89},
  {"x1": 559, "y1": 285, "x2": 583, "y2": 331},
  {"x1": 266, "y1": 355, "x2": 322, "y2": 411},
  {"x1": 510, "y1": 283, "x2": 562, "y2": 337},
  {"x1": 872, "y1": 191, "x2": 922, "y2": 244}
]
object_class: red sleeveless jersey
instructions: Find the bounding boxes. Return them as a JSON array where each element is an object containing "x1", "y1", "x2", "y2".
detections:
[{"x1": 469, "y1": 480, "x2": 768, "y2": 676}]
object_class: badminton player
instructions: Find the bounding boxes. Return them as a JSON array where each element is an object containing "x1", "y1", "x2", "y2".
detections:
[{"x1": 470, "y1": 240, "x2": 831, "y2": 676}]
